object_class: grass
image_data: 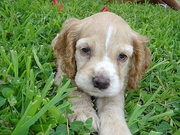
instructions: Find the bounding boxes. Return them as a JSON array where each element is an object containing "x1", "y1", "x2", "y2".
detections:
[{"x1": 0, "y1": 0, "x2": 180, "y2": 135}]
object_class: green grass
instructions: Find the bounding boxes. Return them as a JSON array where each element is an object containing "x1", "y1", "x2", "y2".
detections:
[{"x1": 0, "y1": 0, "x2": 180, "y2": 135}]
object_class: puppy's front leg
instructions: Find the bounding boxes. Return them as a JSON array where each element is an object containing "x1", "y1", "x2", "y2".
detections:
[
  {"x1": 68, "y1": 90, "x2": 99, "y2": 131},
  {"x1": 97, "y1": 92, "x2": 131, "y2": 135}
]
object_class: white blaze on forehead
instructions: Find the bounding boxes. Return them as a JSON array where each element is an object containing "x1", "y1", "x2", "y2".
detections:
[{"x1": 105, "y1": 25, "x2": 114, "y2": 50}]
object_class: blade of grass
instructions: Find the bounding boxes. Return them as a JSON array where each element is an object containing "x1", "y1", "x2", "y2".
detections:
[
  {"x1": 41, "y1": 73, "x2": 54, "y2": 98},
  {"x1": 146, "y1": 60, "x2": 168, "y2": 74},
  {"x1": 43, "y1": 98, "x2": 61, "y2": 122},
  {"x1": 11, "y1": 73, "x2": 54, "y2": 135},
  {"x1": 128, "y1": 86, "x2": 162, "y2": 126},
  {"x1": 10, "y1": 50, "x2": 18, "y2": 78},
  {"x1": 12, "y1": 76, "x2": 75, "y2": 135},
  {"x1": 11, "y1": 100, "x2": 35, "y2": 135},
  {"x1": 0, "y1": 46, "x2": 11, "y2": 65},
  {"x1": 20, "y1": 81, "x2": 75, "y2": 133},
  {"x1": 144, "y1": 86, "x2": 162, "y2": 106},
  {"x1": 148, "y1": 110, "x2": 173, "y2": 121},
  {"x1": 26, "y1": 56, "x2": 32, "y2": 80},
  {"x1": 24, "y1": 69, "x2": 36, "y2": 108},
  {"x1": 27, "y1": 95, "x2": 42, "y2": 117},
  {"x1": 173, "y1": 128, "x2": 180, "y2": 135},
  {"x1": 33, "y1": 48, "x2": 44, "y2": 72},
  {"x1": 44, "y1": 124, "x2": 52, "y2": 135},
  {"x1": 26, "y1": 73, "x2": 55, "y2": 116}
]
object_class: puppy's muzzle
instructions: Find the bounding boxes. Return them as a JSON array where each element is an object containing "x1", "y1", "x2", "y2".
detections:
[{"x1": 92, "y1": 76, "x2": 110, "y2": 90}]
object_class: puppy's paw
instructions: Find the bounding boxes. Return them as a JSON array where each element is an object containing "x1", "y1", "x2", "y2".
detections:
[{"x1": 68, "y1": 110, "x2": 100, "y2": 131}]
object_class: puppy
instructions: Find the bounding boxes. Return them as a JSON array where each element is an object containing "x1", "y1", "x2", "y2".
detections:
[{"x1": 52, "y1": 12, "x2": 151, "y2": 135}]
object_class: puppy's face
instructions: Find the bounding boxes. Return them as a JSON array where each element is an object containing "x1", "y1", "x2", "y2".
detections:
[
  {"x1": 75, "y1": 21, "x2": 134, "y2": 97},
  {"x1": 52, "y1": 12, "x2": 151, "y2": 98}
]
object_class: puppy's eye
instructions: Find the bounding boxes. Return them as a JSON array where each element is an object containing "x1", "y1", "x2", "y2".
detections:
[
  {"x1": 81, "y1": 47, "x2": 91, "y2": 55},
  {"x1": 118, "y1": 54, "x2": 127, "y2": 61}
]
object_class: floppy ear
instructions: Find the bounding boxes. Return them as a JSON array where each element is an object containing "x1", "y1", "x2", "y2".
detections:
[
  {"x1": 127, "y1": 32, "x2": 151, "y2": 90},
  {"x1": 52, "y1": 18, "x2": 81, "y2": 80}
]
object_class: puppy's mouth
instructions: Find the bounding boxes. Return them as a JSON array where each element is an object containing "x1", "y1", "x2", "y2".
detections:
[
  {"x1": 75, "y1": 71, "x2": 122, "y2": 97},
  {"x1": 87, "y1": 76, "x2": 117, "y2": 97}
]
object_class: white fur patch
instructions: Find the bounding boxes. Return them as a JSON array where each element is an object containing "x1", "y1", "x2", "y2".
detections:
[
  {"x1": 95, "y1": 56, "x2": 116, "y2": 77},
  {"x1": 123, "y1": 45, "x2": 133, "y2": 56},
  {"x1": 94, "y1": 56, "x2": 122, "y2": 96},
  {"x1": 105, "y1": 25, "x2": 114, "y2": 50}
]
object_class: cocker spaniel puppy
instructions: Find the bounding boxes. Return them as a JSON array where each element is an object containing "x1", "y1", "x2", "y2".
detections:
[{"x1": 52, "y1": 12, "x2": 151, "y2": 135}]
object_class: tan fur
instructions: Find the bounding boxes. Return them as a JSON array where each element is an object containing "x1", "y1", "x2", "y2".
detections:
[
  {"x1": 52, "y1": 12, "x2": 151, "y2": 135},
  {"x1": 52, "y1": 18, "x2": 80, "y2": 82},
  {"x1": 127, "y1": 32, "x2": 151, "y2": 89}
]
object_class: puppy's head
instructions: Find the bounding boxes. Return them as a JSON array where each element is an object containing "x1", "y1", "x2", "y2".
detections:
[{"x1": 52, "y1": 12, "x2": 151, "y2": 97}]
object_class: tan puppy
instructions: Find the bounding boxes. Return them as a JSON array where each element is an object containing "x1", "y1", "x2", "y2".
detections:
[{"x1": 52, "y1": 12, "x2": 151, "y2": 135}]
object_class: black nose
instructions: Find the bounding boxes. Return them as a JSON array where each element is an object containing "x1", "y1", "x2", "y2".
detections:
[{"x1": 92, "y1": 76, "x2": 110, "y2": 90}]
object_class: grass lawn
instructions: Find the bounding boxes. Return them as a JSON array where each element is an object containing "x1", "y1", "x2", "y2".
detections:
[{"x1": 0, "y1": 0, "x2": 180, "y2": 135}]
